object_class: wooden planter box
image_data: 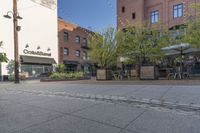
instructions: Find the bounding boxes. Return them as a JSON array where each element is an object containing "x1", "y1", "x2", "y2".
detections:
[
  {"x1": 96, "y1": 69, "x2": 112, "y2": 80},
  {"x1": 140, "y1": 66, "x2": 159, "y2": 80},
  {"x1": 130, "y1": 69, "x2": 137, "y2": 80}
]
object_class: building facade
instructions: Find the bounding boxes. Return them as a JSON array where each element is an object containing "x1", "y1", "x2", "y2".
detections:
[
  {"x1": 0, "y1": 0, "x2": 58, "y2": 80},
  {"x1": 117, "y1": 0, "x2": 200, "y2": 75},
  {"x1": 58, "y1": 19, "x2": 92, "y2": 73},
  {"x1": 117, "y1": 0, "x2": 200, "y2": 30}
]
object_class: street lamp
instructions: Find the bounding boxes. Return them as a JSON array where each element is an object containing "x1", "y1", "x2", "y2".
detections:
[
  {"x1": 119, "y1": 57, "x2": 125, "y2": 80},
  {"x1": 3, "y1": 0, "x2": 23, "y2": 83}
]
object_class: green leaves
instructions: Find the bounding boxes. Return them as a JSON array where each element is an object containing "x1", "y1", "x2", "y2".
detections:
[
  {"x1": 183, "y1": 3, "x2": 200, "y2": 48},
  {"x1": 88, "y1": 27, "x2": 118, "y2": 68},
  {"x1": 117, "y1": 25, "x2": 168, "y2": 65},
  {"x1": 0, "y1": 53, "x2": 8, "y2": 63}
]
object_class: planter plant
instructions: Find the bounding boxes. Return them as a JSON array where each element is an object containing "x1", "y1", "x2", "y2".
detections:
[
  {"x1": 48, "y1": 71, "x2": 85, "y2": 80},
  {"x1": 89, "y1": 27, "x2": 118, "y2": 80},
  {"x1": 117, "y1": 24, "x2": 170, "y2": 80}
]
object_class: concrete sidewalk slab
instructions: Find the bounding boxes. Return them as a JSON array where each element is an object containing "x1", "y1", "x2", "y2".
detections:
[
  {"x1": 15, "y1": 115, "x2": 121, "y2": 133},
  {"x1": 74, "y1": 103, "x2": 146, "y2": 128},
  {"x1": 126, "y1": 109, "x2": 200, "y2": 133}
]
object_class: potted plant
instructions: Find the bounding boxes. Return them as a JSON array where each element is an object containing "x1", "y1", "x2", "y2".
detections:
[
  {"x1": 88, "y1": 27, "x2": 118, "y2": 80},
  {"x1": 117, "y1": 24, "x2": 169, "y2": 80}
]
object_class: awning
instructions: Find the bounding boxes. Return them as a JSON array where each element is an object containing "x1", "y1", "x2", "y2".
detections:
[
  {"x1": 20, "y1": 55, "x2": 56, "y2": 65},
  {"x1": 63, "y1": 60, "x2": 79, "y2": 65}
]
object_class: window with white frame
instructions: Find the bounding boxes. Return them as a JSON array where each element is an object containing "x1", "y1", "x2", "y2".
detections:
[
  {"x1": 75, "y1": 50, "x2": 80, "y2": 57},
  {"x1": 75, "y1": 36, "x2": 80, "y2": 43},
  {"x1": 63, "y1": 48, "x2": 68, "y2": 56},
  {"x1": 173, "y1": 3, "x2": 183, "y2": 18},
  {"x1": 83, "y1": 38, "x2": 87, "y2": 47},
  {"x1": 63, "y1": 32, "x2": 69, "y2": 42},
  {"x1": 151, "y1": 10, "x2": 159, "y2": 23},
  {"x1": 83, "y1": 51, "x2": 87, "y2": 60}
]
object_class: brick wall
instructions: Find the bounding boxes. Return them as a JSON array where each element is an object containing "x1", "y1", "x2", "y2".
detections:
[
  {"x1": 58, "y1": 19, "x2": 92, "y2": 70},
  {"x1": 117, "y1": 0, "x2": 200, "y2": 29}
]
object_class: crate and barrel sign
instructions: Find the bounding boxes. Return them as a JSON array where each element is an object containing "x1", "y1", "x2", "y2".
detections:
[{"x1": 30, "y1": 0, "x2": 56, "y2": 10}]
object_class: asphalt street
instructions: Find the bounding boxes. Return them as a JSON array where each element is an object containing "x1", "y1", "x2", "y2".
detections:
[{"x1": 0, "y1": 80, "x2": 200, "y2": 133}]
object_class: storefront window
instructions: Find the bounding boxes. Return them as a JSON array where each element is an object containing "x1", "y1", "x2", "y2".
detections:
[{"x1": 21, "y1": 64, "x2": 52, "y2": 78}]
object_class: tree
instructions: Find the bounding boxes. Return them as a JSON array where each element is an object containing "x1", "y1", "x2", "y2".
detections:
[
  {"x1": 0, "y1": 53, "x2": 8, "y2": 63},
  {"x1": 88, "y1": 27, "x2": 118, "y2": 69},
  {"x1": 6, "y1": 60, "x2": 15, "y2": 75},
  {"x1": 116, "y1": 24, "x2": 170, "y2": 78},
  {"x1": 183, "y1": 3, "x2": 200, "y2": 48},
  {"x1": 117, "y1": 24, "x2": 169, "y2": 66}
]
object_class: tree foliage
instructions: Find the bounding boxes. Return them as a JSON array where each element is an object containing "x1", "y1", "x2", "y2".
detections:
[
  {"x1": 56, "y1": 64, "x2": 65, "y2": 73},
  {"x1": 88, "y1": 27, "x2": 118, "y2": 68},
  {"x1": 6, "y1": 60, "x2": 14, "y2": 75},
  {"x1": 117, "y1": 24, "x2": 169, "y2": 65},
  {"x1": 184, "y1": 3, "x2": 200, "y2": 48},
  {"x1": 0, "y1": 53, "x2": 8, "y2": 63}
]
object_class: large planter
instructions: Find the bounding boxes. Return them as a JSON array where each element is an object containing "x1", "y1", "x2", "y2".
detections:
[
  {"x1": 140, "y1": 66, "x2": 159, "y2": 80},
  {"x1": 96, "y1": 69, "x2": 112, "y2": 80}
]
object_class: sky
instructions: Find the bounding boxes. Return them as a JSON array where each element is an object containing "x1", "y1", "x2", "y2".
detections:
[{"x1": 58, "y1": 0, "x2": 116, "y2": 32}]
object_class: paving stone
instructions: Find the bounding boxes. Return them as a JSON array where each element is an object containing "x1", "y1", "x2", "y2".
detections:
[
  {"x1": 126, "y1": 109, "x2": 200, "y2": 133},
  {"x1": 162, "y1": 86, "x2": 200, "y2": 105},
  {"x1": 125, "y1": 85, "x2": 171, "y2": 100},
  {"x1": 15, "y1": 115, "x2": 121, "y2": 133},
  {"x1": 120, "y1": 130, "x2": 137, "y2": 133},
  {"x1": 0, "y1": 101, "x2": 61, "y2": 133},
  {"x1": 74, "y1": 103, "x2": 145, "y2": 128},
  {"x1": 23, "y1": 96, "x2": 98, "y2": 114}
]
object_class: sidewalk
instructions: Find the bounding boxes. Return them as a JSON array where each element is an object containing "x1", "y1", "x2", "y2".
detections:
[
  {"x1": 54, "y1": 79, "x2": 200, "y2": 86},
  {"x1": 1, "y1": 78, "x2": 200, "y2": 86}
]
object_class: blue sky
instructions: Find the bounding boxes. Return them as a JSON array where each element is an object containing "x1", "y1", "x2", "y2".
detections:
[{"x1": 58, "y1": 0, "x2": 116, "y2": 32}]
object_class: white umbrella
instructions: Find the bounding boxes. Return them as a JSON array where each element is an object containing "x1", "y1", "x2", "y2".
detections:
[
  {"x1": 162, "y1": 43, "x2": 190, "y2": 51},
  {"x1": 162, "y1": 43, "x2": 193, "y2": 79},
  {"x1": 162, "y1": 43, "x2": 200, "y2": 56}
]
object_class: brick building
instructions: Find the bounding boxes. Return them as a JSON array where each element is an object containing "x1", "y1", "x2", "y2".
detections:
[
  {"x1": 117, "y1": 0, "x2": 200, "y2": 76},
  {"x1": 117, "y1": 0, "x2": 200, "y2": 30},
  {"x1": 58, "y1": 18, "x2": 93, "y2": 73}
]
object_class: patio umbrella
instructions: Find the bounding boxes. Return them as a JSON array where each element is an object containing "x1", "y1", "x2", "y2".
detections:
[{"x1": 162, "y1": 43, "x2": 196, "y2": 79}]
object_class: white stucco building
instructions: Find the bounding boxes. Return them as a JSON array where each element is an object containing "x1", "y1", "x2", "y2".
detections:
[{"x1": 0, "y1": 0, "x2": 58, "y2": 80}]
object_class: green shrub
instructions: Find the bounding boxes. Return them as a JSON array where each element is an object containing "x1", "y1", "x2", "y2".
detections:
[
  {"x1": 56, "y1": 64, "x2": 65, "y2": 73},
  {"x1": 49, "y1": 73, "x2": 65, "y2": 80},
  {"x1": 74, "y1": 72, "x2": 84, "y2": 78},
  {"x1": 8, "y1": 75, "x2": 14, "y2": 81},
  {"x1": 49, "y1": 71, "x2": 85, "y2": 80}
]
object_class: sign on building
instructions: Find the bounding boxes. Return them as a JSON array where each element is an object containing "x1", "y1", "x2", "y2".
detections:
[{"x1": 30, "y1": 0, "x2": 56, "y2": 10}]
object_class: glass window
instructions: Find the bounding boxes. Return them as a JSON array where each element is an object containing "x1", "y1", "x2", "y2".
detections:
[
  {"x1": 173, "y1": 3, "x2": 183, "y2": 18},
  {"x1": 63, "y1": 48, "x2": 68, "y2": 55},
  {"x1": 83, "y1": 38, "x2": 87, "y2": 47},
  {"x1": 76, "y1": 50, "x2": 80, "y2": 57},
  {"x1": 83, "y1": 51, "x2": 87, "y2": 60},
  {"x1": 122, "y1": 6, "x2": 125, "y2": 13},
  {"x1": 75, "y1": 36, "x2": 80, "y2": 43},
  {"x1": 151, "y1": 10, "x2": 159, "y2": 23},
  {"x1": 132, "y1": 13, "x2": 136, "y2": 20},
  {"x1": 63, "y1": 32, "x2": 68, "y2": 42}
]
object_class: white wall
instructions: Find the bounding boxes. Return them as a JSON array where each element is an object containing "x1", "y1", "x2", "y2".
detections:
[{"x1": 0, "y1": 0, "x2": 58, "y2": 76}]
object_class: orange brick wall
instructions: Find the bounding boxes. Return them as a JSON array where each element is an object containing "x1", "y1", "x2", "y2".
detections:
[{"x1": 58, "y1": 19, "x2": 92, "y2": 70}]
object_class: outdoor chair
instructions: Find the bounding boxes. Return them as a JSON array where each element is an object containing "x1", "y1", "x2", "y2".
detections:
[
  {"x1": 167, "y1": 68, "x2": 179, "y2": 79},
  {"x1": 112, "y1": 71, "x2": 120, "y2": 80},
  {"x1": 167, "y1": 69, "x2": 175, "y2": 79},
  {"x1": 182, "y1": 67, "x2": 190, "y2": 79}
]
